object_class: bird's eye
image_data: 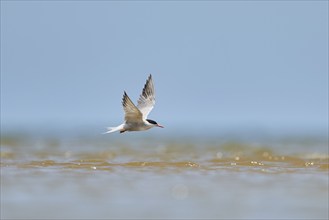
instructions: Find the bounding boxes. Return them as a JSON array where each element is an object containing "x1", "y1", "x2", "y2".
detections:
[{"x1": 146, "y1": 119, "x2": 157, "y2": 125}]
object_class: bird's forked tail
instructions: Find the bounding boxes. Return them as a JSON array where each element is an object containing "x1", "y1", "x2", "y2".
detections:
[{"x1": 103, "y1": 124, "x2": 125, "y2": 134}]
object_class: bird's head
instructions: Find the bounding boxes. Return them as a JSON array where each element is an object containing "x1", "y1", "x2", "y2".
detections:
[{"x1": 146, "y1": 119, "x2": 164, "y2": 128}]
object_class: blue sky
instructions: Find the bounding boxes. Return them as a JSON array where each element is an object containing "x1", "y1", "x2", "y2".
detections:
[{"x1": 1, "y1": 1, "x2": 328, "y2": 135}]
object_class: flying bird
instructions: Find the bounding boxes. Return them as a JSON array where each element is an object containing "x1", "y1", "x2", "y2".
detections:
[{"x1": 105, "y1": 74, "x2": 163, "y2": 134}]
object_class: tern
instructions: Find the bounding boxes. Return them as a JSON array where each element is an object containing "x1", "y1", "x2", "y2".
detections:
[{"x1": 105, "y1": 74, "x2": 164, "y2": 134}]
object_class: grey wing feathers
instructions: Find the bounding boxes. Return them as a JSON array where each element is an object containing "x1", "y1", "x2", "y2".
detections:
[
  {"x1": 137, "y1": 74, "x2": 156, "y2": 119},
  {"x1": 122, "y1": 91, "x2": 143, "y2": 122}
]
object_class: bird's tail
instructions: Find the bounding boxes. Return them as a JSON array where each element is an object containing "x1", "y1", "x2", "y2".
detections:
[{"x1": 103, "y1": 124, "x2": 124, "y2": 134}]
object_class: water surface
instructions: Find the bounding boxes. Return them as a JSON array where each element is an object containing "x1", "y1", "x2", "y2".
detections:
[{"x1": 1, "y1": 134, "x2": 328, "y2": 219}]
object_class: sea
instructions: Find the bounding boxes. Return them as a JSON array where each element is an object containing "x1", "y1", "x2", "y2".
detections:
[{"x1": 1, "y1": 127, "x2": 328, "y2": 219}]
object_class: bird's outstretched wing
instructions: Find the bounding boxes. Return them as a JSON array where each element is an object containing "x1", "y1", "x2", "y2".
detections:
[
  {"x1": 137, "y1": 74, "x2": 156, "y2": 119},
  {"x1": 122, "y1": 91, "x2": 143, "y2": 123}
]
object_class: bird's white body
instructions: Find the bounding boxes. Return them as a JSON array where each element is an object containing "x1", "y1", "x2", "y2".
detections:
[
  {"x1": 106, "y1": 121, "x2": 155, "y2": 134},
  {"x1": 105, "y1": 74, "x2": 163, "y2": 134}
]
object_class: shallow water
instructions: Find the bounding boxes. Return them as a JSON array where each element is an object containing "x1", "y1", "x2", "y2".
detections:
[{"x1": 1, "y1": 134, "x2": 328, "y2": 219}]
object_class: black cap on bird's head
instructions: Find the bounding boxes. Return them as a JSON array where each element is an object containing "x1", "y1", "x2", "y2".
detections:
[{"x1": 146, "y1": 119, "x2": 164, "y2": 128}]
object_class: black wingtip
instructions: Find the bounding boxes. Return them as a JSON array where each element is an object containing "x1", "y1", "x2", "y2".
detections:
[
  {"x1": 123, "y1": 91, "x2": 127, "y2": 99},
  {"x1": 146, "y1": 74, "x2": 153, "y2": 86},
  {"x1": 122, "y1": 91, "x2": 127, "y2": 105}
]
